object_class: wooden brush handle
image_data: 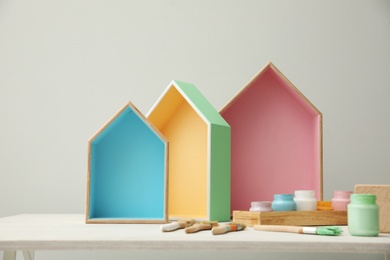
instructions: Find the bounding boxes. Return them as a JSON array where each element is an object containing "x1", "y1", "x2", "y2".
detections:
[
  {"x1": 185, "y1": 223, "x2": 212, "y2": 233},
  {"x1": 254, "y1": 225, "x2": 303, "y2": 234},
  {"x1": 212, "y1": 224, "x2": 240, "y2": 235},
  {"x1": 212, "y1": 226, "x2": 229, "y2": 235},
  {"x1": 161, "y1": 220, "x2": 194, "y2": 232},
  {"x1": 161, "y1": 222, "x2": 187, "y2": 232},
  {"x1": 161, "y1": 222, "x2": 180, "y2": 232}
]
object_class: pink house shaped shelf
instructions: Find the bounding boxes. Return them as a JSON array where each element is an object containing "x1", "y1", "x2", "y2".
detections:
[
  {"x1": 147, "y1": 80, "x2": 231, "y2": 221},
  {"x1": 220, "y1": 62, "x2": 323, "y2": 212},
  {"x1": 86, "y1": 102, "x2": 168, "y2": 223}
]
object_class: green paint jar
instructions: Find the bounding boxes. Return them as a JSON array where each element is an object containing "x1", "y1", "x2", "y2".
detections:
[{"x1": 348, "y1": 194, "x2": 379, "y2": 236}]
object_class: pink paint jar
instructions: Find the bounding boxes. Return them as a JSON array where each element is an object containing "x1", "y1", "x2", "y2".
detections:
[
  {"x1": 332, "y1": 190, "x2": 353, "y2": 211},
  {"x1": 249, "y1": 201, "x2": 273, "y2": 212}
]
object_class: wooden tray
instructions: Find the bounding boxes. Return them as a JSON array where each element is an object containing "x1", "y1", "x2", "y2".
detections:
[
  {"x1": 233, "y1": 210, "x2": 347, "y2": 227},
  {"x1": 220, "y1": 62, "x2": 323, "y2": 213}
]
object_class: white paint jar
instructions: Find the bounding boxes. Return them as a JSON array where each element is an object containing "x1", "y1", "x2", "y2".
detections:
[{"x1": 294, "y1": 190, "x2": 317, "y2": 211}]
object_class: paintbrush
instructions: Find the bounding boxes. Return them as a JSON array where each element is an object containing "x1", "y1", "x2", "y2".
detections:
[
  {"x1": 211, "y1": 222, "x2": 246, "y2": 235},
  {"x1": 160, "y1": 219, "x2": 196, "y2": 232},
  {"x1": 185, "y1": 221, "x2": 218, "y2": 234},
  {"x1": 254, "y1": 225, "x2": 343, "y2": 236}
]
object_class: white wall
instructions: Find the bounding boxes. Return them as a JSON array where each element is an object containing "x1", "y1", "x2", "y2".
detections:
[{"x1": 0, "y1": 0, "x2": 389, "y2": 259}]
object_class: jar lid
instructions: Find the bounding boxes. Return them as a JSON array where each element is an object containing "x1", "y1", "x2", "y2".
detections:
[
  {"x1": 317, "y1": 201, "x2": 332, "y2": 210},
  {"x1": 333, "y1": 190, "x2": 353, "y2": 198},
  {"x1": 294, "y1": 190, "x2": 315, "y2": 198},
  {"x1": 274, "y1": 194, "x2": 294, "y2": 200},
  {"x1": 251, "y1": 201, "x2": 272, "y2": 206},
  {"x1": 350, "y1": 194, "x2": 376, "y2": 204}
]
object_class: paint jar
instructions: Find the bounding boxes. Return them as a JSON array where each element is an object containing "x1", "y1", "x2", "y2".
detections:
[
  {"x1": 272, "y1": 194, "x2": 296, "y2": 211},
  {"x1": 332, "y1": 190, "x2": 353, "y2": 211},
  {"x1": 317, "y1": 201, "x2": 333, "y2": 211},
  {"x1": 348, "y1": 194, "x2": 379, "y2": 237},
  {"x1": 294, "y1": 190, "x2": 317, "y2": 211},
  {"x1": 249, "y1": 201, "x2": 273, "y2": 212}
]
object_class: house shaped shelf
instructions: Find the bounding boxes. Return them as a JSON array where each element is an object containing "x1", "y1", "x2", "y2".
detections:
[
  {"x1": 86, "y1": 102, "x2": 168, "y2": 224},
  {"x1": 220, "y1": 62, "x2": 323, "y2": 213},
  {"x1": 147, "y1": 81, "x2": 231, "y2": 221}
]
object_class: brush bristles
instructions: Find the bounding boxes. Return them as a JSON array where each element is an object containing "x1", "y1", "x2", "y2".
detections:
[
  {"x1": 235, "y1": 223, "x2": 246, "y2": 231},
  {"x1": 227, "y1": 222, "x2": 246, "y2": 231},
  {"x1": 316, "y1": 227, "x2": 343, "y2": 236}
]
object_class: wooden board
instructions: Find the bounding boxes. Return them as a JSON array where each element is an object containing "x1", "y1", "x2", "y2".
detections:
[
  {"x1": 233, "y1": 210, "x2": 347, "y2": 227},
  {"x1": 354, "y1": 184, "x2": 390, "y2": 233}
]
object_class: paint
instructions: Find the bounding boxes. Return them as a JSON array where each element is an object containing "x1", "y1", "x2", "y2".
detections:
[
  {"x1": 332, "y1": 190, "x2": 352, "y2": 211},
  {"x1": 294, "y1": 190, "x2": 317, "y2": 211},
  {"x1": 249, "y1": 201, "x2": 273, "y2": 212},
  {"x1": 317, "y1": 201, "x2": 332, "y2": 211},
  {"x1": 272, "y1": 194, "x2": 296, "y2": 211},
  {"x1": 348, "y1": 194, "x2": 379, "y2": 237}
]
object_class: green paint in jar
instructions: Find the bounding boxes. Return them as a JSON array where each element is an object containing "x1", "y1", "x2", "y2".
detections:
[{"x1": 348, "y1": 194, "x2": 379, "y2": 236}]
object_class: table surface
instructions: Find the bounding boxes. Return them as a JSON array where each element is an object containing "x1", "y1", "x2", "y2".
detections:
[{"x1": 0, "y1": 214, "x2": 389, "y2": 254}]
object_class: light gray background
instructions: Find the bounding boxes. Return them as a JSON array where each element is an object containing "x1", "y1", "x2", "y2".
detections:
[{"x1": 1, "y1": 0, "x2": 389, "y2": 259}]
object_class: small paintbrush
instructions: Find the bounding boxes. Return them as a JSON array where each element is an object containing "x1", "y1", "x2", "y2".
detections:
[
  {"x1": 160, "y1": 219, "x2": 196, "y2": 232},
  {"x1": 254, "y1": 225, "x2": 343, "y2": 236},
  {"x1": 212, "y1": 222, "x2": 246, "y2": 235},
  {"x1": 185, "y1": 221, "x2": 218, "y2": 234}
]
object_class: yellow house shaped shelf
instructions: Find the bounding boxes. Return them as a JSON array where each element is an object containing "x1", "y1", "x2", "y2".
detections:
[{"x1": 148, "y1": 81, "x2": 231, "y2": 221}]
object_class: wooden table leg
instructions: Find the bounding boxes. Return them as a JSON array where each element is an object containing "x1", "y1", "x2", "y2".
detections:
[
  {"x1": 22, "y1": 250, "x2": 34, "y2": 260},
  {"x1": 3, "y1": 251, "x2": 16, "y2": 260}
]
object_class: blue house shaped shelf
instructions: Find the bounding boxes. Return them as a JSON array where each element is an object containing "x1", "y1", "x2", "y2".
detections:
[{"x1": 86, "y1": 102, "x2": 168, "y2": 223}]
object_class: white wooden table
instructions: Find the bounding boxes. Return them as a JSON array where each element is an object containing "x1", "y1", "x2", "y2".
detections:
[{"x1": 0, "y1": 214, "x2": 389, "y2": 260}]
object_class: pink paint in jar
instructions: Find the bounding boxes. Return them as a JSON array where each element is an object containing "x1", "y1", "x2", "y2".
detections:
[
  {"x1": 249, "y1": 201, "x2": 273, "y2": 212},
  {"x1": 332, "y1": 190, "x2": 353, "y2": 211}
]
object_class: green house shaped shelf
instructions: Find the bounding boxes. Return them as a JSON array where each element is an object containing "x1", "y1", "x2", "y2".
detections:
[
  {"x1": 147, "y1": 80, "x2": 231, "y2": 221},
  {"x1": 86, "y1": 102, "x2": 168, "y2": 224}
]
